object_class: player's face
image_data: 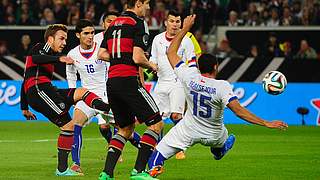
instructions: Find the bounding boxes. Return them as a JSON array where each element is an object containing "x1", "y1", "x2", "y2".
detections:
[
  {"x1": 137, "y1": 0, "x2": 150, "y2": 17},
  {"x1": 103, "y1": 15, "x2": 117, "y2": 30},
  {"x1": 51, "y1": 30, "x2": 67, "y2": 53},
  {"x1": 79, "y1": 26, "x2": 95, "y2": 48},
  {"x1": 166, "y1": 15, "x2": 181, "y2": 36}
]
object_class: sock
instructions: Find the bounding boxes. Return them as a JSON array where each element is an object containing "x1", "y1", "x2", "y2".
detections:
[
  {"x1": 82, "y1": 91, "x2": 110, "y2": 112},
  {"x1": 148, "y1": 149, "x2": 166, "y2": 169},
  {"x1": 99, "y1": 125, "x2": 112, "y2": 143},
  {"x1": 103, "y1": 134, "x2": 127, "y2": 177},
  {"x1": 71, "y1": 125, "x2": 82, "y2": 166},
  {"x1": 128, "y1": 131, "x2": 140, "y2": 149},
  {"x1": 57, "y1": 130, "x2": 74, "y2": 172},
  {"x1": 134, "y1": 129, "x2": 159, "y2": 173},
  {"x1": 113, "y1": 127, "x2": 118, "y2": 135}
]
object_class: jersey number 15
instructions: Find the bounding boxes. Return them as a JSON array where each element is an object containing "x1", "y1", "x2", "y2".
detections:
[{"x1": 190, "y1": 91, "x2": 212, "y2": 118}]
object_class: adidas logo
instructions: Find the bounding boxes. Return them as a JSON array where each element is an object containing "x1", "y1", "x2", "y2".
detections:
[{"x1": 108, "y1": 148, "x2": 115, "y2": 153}]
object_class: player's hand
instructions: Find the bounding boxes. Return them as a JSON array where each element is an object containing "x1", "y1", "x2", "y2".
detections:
[
  {"x1": 265, "y1": 120, "x2": 288, "y2": 130},
  {"x1": 59, "y1": 56, "x2": 74, "y2": 64},
  {"x1": 182, "y1": 14, "x2": 196, "y2": 31},
  {"x1": 149, "y1": 62, "x2": 158, "y2": 73},
  {"x1": 22, "y1": 110, "x2": 37, "y2": 120}
]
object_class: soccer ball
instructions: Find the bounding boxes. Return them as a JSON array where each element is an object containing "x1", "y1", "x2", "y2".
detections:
[{"x1": 262, "y1": 71, "x2": 287, "y2": 95}]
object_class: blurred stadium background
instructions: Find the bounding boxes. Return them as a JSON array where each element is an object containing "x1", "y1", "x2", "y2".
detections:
[{"x1": 0, "y1": 0, "x2": 319, "y2": 179}]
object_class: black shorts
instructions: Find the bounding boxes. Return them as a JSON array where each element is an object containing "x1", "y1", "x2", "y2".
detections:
[
  {"x1": 107, "y1": 77, "x2": 162, "y2": 128},
  {"x1": 26, "y1": 83, "x2": 76, "y2": 127}
]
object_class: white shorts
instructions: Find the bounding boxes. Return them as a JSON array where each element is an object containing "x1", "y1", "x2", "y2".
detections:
[
  {"x1": 156, "y1": 120, "x2": 228, "y2": 159},
  {"x1": 75, "y1": 92, "x2": 113, "y2": 125},
  {"x1": 153, "y1": 82, "x2": 185, "y2": 118}
]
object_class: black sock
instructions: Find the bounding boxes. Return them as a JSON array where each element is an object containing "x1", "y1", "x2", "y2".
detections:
[
  {"x1": 58, "y1": 149, "x2": 70, "y2": 172},
  {"x1": 99, "y1": 126, "x2": 112, "y2": 143},
  {"x1": 82, "y1": 91, "x2": 110, "y2": 112},
  {"x1": 134, "y1": 129, "x2": 159, "y2": 173},
  {"x1": 103, "y1": 134, "x2": 127, "y2": 177}
]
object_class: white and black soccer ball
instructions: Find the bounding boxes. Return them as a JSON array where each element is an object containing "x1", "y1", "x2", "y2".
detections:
[{"x1": 262, "y1": 71, "x2": 287, "y2": 95}]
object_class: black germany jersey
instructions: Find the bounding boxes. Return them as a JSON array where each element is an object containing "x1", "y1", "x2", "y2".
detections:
[{"x1": 101, "y1": 11, "x2": 149, "y2": 78}]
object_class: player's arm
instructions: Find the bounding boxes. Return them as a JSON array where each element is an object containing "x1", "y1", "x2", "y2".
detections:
[
  {"x1": 139, "y1": 67, "x2": 145, "y2": 87},
  {"x1": 227, "y1": 99, "x2": 288, "y2": 129},
  {"x1": 132, "y1": 47, "x2": 157, "y2": 71},
  {"x1": 20, "y1": 80, "x2": 37, "y2": 120},
  {"x1": 167, "y1": 15, "x2": 196, "y2": 68},
  {"x1": 66, "y1": 53, "x2": 77, "y2": 88},
  {"x1": 98, "y1": 47, "x2": 110, "y2": 61}
]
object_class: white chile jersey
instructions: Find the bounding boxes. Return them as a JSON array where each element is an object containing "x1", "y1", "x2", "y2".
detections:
[
  {"x1": 93, "y1": 31, "x2": 104, "y2": 47},
  {"x1": 150, "y1": 32, "x2": 196, "y2": 83},
  {"x1": 174, "y1": 60, "x2": 238, "y2": 136},
  {"x1": 66, "y1": 42, "x2": 107, "y2": 94}
]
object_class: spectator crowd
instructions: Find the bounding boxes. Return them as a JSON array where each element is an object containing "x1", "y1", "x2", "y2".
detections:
[{"x1": 1, "y1": 0, "x2": 320, "y2": 60}]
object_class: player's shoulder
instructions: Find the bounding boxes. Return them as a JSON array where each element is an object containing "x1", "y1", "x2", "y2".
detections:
[
  {"x1": 214, "y1": 79, "x2": 232, "y2": 88},
  {"x1": 94, "y1": 32, "x2": 104, "y2": 39},
  {"x1": 153, "y1": 32, "x2": 165, "y2": 42},
  {"x1": 29, "y1": 43, "x2": 49, "y2": 55},
  {"x1": 67, "y1": 45, "x2": 80, "y2": 56}
]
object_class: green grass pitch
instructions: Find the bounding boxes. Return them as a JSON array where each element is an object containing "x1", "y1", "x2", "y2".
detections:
[{"x1": 0, "y1": 121, "x2": 319, "y2": 180}]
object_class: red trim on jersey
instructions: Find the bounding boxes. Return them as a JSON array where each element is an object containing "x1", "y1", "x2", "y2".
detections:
[
  {"x1": 110, "y1": 16, "x2": 137, "y2": 27},
  {"x1": 108, "y1": 64, "x2": 138, "y2": 78},
  {"x1": 107, "y1": 38, "x2": 133, "y2": 53},
  {"x1": 165, "y1": 32, "x2": 174, "y2": 42},
  {"x1": 24, "y1": 76, "x2": 51, "y2": 92},
  {"x1": 25, "y1": 56, "x2": 54, "y2": 72},
  {"x1": 79, "y1": 42, "x2": 97, "y2": 59}
]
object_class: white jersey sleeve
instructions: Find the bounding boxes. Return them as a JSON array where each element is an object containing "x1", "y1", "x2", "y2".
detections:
[
  {"x1": 218, "y1": 81, "x2": 237, "y2": 106},
  {"x1": 149, "y1": 36, "x2": 158, "y2": 64},
  {"x1": 66, "y1": 51, "x2": 77, "y2": 88}
]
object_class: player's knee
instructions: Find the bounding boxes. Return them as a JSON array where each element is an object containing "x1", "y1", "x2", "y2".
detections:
[
  {"x1": 147, "y1": 120, "x2": 164, "y2": 134},
  {"x1": 73, "y1": 109, "x2": 88, "y2": 126},
  {"x1": 100, "y1": 123, "x2": 110, "y2": 130},
  {"x1": 117, "y1": 124, "x2": 135, "y2": 139}
]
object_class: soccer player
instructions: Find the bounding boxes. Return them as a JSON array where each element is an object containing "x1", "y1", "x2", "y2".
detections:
[
  {"x1": 20, "y1": 24, "x2": 111, "y2": 176},
  {"x1": 66, "y1": 19, "x2": 140, "y2": 173},
  {"x1": 148, "y1": 15, "x2": 288, "y2": 177},
  {"x1": 98, "y1": 0, "x2": 163, "y2": 179},
  {"x1": 150, "y1": 10, "x2": 196, "y2": 160}
]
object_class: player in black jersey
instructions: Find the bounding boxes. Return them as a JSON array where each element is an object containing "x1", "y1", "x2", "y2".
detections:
[
  {"x1": 98, "y1": 0, "x2": 163, "y2": 180},
  {"x1": 20, "y1": 24, "x2": 111, "y2": 176}
]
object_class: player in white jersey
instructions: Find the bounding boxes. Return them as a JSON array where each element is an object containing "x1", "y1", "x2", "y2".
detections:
[
  {"x1": 150, "y1": 10, "x2": 196, "y2": 159},
  {"x1": 67, "y1": 18, "x2": 140, "y2": 174},
  {"x1": 148, "y1": 15, "x2": 288, "y2": 178}
]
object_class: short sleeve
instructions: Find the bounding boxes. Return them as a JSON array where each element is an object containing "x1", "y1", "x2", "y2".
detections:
[
  {"x1": 134, "y1": 20, "x2": 149, "y2": 51},
  {"x1": 174, "y1": 61, "x2": 199, "y2": 83},
  {"x1": 220, "y1": 81, "x2": 237, "y2": 106}
]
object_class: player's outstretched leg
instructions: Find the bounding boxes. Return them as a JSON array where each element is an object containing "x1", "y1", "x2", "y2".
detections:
[
  {"x1": 74, "y1": 88, "x2": 110, "y2": 113},
  {"x1": 148, "y1": 150, "x2": 166, "y2": 177},
  {"x1": 170, "y1": 113, "x2": 186, "y2": 160},
  {"x1": 211, "y1": 134, "x2": 236, "y2": 160},
  {"x1": 99, "y1": 124, "x2": 112, "y2": 143}
]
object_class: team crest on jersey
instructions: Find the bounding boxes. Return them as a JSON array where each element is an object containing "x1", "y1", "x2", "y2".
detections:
[
  {"x1": 143, "y1": 34, "x2": 149, "y2": 46},
  {"x1": 58, "y1": 103, "x2": 65, "y2": 110},
  {"x1": 95, "y1": 60, "x2": 103, "y2": 64}
]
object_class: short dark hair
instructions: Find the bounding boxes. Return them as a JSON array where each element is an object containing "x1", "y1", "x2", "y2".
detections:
[
  {"x1": 167, "y1": 9, "x2": 181, "y2": 18},
  {"x1": 198, "y1": 54, "x2": 218, "y2": 74},
  {"x1": 75, "y1": 19, "x2": 94, "y2": 33},
  {"x1": 102, "y1": 11, "x2": 120, "y2": 22},
  {"x1": 44, "y1": 24, "x2": 68, "y2": 41},
  {"x1": 127, "y1": 0, "x2": 146, "y2": 8}
]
